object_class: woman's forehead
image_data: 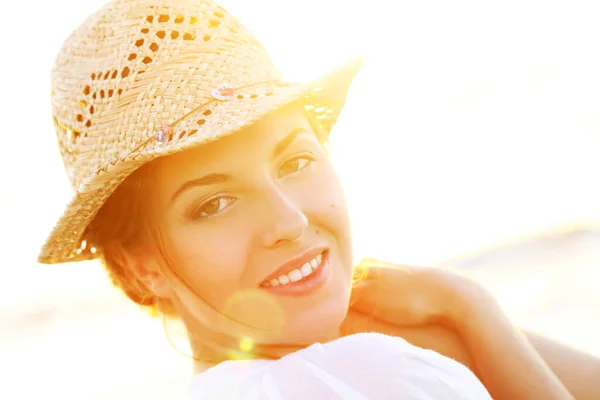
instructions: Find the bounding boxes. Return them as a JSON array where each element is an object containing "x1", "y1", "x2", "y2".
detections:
[{"x1": 153, "y1": 104, "x2": 312, "y2": 171}]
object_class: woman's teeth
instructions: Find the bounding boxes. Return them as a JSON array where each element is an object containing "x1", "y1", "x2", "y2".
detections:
[{"x1": 264, "y1": 253, "x2": 323, "y2": 287}]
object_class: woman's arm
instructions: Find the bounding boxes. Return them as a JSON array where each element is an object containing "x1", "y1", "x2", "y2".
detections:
[
  {"x1": 344, "y1": 308, "x2": 600, "y2": 399},
  {"x1": 348, "y1": 264, "x2": 577, "y2": 400},
  {"x1": 524, "y1": 331, "x2": 600, "y2": 400},
  {"x1": 346, "y1": 306, "x2": 599, "y2": 399},
  {"x1": 446, "y1": 284, "x2": 574, "y2": 400}
]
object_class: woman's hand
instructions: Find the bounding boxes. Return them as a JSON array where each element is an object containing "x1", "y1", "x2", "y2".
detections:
[
  {"x1": 340, "y1": 260, "x2": 483, "y2": 371},
  {"x1": 346, "y1": 259, "x2": 491, "y2": 329},
  {"x1": 345, "y1": 260, "x2": 575, "y2": 400}
]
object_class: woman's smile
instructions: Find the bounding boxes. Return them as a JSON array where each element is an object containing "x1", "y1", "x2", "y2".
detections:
[{"x1": 259, "y1": 249, "x2": 331, "y2": 297}]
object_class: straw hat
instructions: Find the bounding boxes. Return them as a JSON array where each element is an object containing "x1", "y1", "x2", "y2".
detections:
[{"x1": 38, "y1": 0, "x2": 362, "y2": 264}]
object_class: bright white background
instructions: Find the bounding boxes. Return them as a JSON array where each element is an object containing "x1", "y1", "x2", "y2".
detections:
[{"x1": 1, "y1": 1, "x2": 599, "y2": 399}]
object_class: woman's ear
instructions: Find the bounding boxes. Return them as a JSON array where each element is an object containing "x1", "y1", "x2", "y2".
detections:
[{"x1": 111, "y1": 242, "x2": 174, "y2": 298}]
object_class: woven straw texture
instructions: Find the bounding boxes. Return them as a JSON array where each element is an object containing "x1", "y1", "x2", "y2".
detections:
[{"x1": 39, "y1": 0, "x2": 362, "y2": 264}]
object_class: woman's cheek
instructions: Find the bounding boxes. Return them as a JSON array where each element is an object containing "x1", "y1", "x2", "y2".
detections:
[{"x1": 165, "y1": 223, "x2": 251, "y2": 302}]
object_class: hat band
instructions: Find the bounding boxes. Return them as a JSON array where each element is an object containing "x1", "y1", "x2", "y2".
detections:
[{"x1": 128, "y1": 78, "x2": 280, "y2": 155}]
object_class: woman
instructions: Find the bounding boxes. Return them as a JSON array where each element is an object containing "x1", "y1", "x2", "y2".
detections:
[{"x1": 40, "y1": 0, "x2": 598, "y2": 398}]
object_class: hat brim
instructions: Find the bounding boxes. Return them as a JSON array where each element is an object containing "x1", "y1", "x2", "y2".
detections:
[{"x1": 38, "y1": 57, "x2": 363, "y2": 264}]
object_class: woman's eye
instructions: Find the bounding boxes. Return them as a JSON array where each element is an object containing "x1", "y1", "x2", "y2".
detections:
[
  {"x1": 278, "y1": 155, "x2": 314, "y2": 177},
  {"x1": 192, "y1": 196, "x2": 236, "y2": 219}
]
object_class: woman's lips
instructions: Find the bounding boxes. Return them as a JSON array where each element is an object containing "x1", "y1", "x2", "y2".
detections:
[
  {"x1": 259, "y1": 247, "x2": 326, "y2": 286},
  {"x1": 260, "y1": 250, "x2": 330, "y2": 297}
]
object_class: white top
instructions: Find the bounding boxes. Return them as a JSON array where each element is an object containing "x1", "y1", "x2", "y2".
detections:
[{"x1": 188, "y1": 332, "x2": 492, "y2": 399}]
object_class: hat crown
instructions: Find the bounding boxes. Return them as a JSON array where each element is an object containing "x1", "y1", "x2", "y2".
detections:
[{"x1": 51, "y1": 0, "x2": 281, "y2": 190}]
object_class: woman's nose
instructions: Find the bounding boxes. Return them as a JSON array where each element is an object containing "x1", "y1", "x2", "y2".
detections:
[{"x1": 260, "y1": 187, "x2": 309, "y2": 248}]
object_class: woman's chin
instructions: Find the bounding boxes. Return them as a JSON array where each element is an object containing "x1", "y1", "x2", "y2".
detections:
[
  {"x1": 257, "y1": 257, "x2": 353, "y2": 344},
  {"x1": 282, "y1": 296, "x2": 351, "y2": 344}
]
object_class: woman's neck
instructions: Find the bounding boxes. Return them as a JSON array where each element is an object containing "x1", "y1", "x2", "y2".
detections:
[{"x1": 187, "y1": 323, "x2": 342, "y2": 373}]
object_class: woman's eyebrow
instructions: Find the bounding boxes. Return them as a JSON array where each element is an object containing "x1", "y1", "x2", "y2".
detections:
[
  {"x1": 170, "y1": 127, "x2": 310, "y2": 205},
  {"x1": 170, "y1": 173, "x2": 231, "y2": 204},
  {"x1": 272, "y1": 127, "x2": 310, "y2": 159}
]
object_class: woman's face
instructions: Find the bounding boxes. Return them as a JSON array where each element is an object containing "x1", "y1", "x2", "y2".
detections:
[{"x1": 147, "y1": 105, "x2": 354, "y2": 346}]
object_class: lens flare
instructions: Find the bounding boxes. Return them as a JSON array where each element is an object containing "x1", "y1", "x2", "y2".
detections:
[
  {"x1": 221, "y1": 289, "x2": 285, "y2": 331},
  {"x1": 239, "y1": 336, "x2": 254, "y2": 352}
]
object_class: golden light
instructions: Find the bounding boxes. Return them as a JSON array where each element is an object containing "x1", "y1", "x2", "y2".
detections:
[
  {"x1": 239, "y1": 336, "x2": 254, "y2": 353},
  {"x1": 220, "y1": 289, "x2": 285, "y2": 331},
  {"x1": 1, "y1": 1, "x2": 599, "y2": 399}
]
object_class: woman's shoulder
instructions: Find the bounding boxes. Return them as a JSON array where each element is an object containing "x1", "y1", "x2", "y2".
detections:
[{"x1": 188, "y1": 332, "x2": 491, "y2": 399}]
